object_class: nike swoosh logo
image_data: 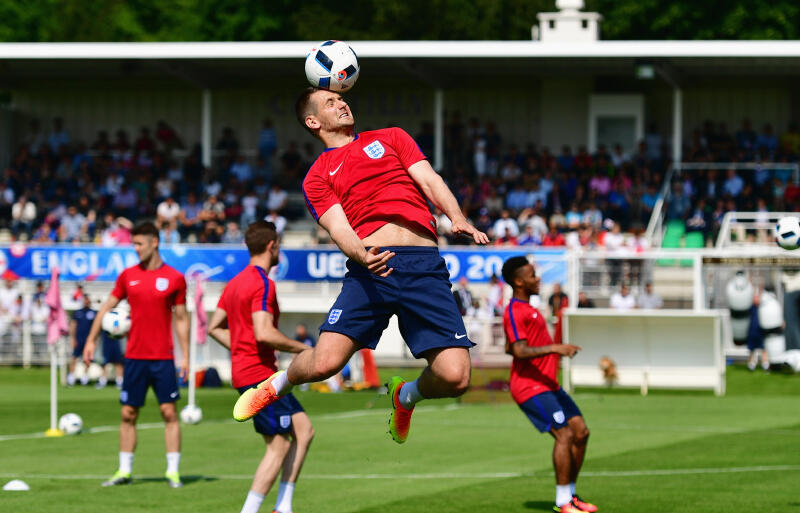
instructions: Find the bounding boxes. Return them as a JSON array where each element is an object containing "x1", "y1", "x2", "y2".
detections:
[
  {"x1": 329, "y1": 162, "x2": 343, "y2": 176},
  {"x1": 455, "y1": 333, "x2": 467, "y2": 339}
]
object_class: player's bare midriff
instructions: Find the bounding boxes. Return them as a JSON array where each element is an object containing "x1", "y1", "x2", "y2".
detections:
[{"x1": 361, "y1": 222, "x2": 437, "y2": 247}]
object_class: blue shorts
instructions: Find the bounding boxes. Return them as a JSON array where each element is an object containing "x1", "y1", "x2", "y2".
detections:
[
  {"x1": 102, "y1": 334, "x2": 123, "y2": 364},
  {"x1": 237, "y1": 384, "x2": 304, "y2": 436},
  {"x1": 320, "y1": 247, "x2": 474, "y2": 358},
  {"x1": 72, "y1": 340, "x2": 86, "y2": 359},
  {"x1": 120, "y1": 359, "x2": 180, "y2": 407},
  {"x1": 518, "y1": 389, "x2": 582, "y2": 433}
]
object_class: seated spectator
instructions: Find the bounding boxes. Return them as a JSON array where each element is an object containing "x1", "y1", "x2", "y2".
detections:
[
  {"x1": 505, "y1": 183, "x2": 528, "y2": 212},
  {"x1": 59, "y1": 205, "x2": 87, "y2": 243},
  {"x1": 434, "y1": 208, "x2": 454, "y2": 245},
  {"x1": 549, "y1": 208, "x2": 567, "y2": 231},
  {"x1": 159, "y1": 221, "x2": 180, "y2": 244},
  {"x1": 518, "y1": 207, "x2": 548, "y2": 241},
  {"x1": 11, "y1": 195, "x2": 37, "y2": 240},
  {"x1": 100, "y1": 214, "x2": 133, "y2": 246},
  {"x1": 200, "y1": 195, "x2": 226, "y2": 224},
  {"x1": 216, "y1": 127, "x2": 239, "y2": 156},
  {"x1": 756, "y1": 123, "x2": 778, "y2": 158},
  {"x1": 452, "y1": 277, "x2": 474, "y2": 316},
  {"x1": 240, "y1": 190, "x2": 259, "y2": 228},
  {"x1": 493, "y1": 209, "x2": 519, "y2": 240},
  {"x1": 666, "y1": 183, "x2": 690, "y2": 220},
  {"x1": 157, "y1": 196, "x2": 181, "y2": 227},
  {"x1": 266, "y1": 183, "x2": 288, "y2": 213},
  {"x1": 264, "y1": 209, "x2": 287, "y2": 235},
  {"x1": 230, "y1": 154, "x2": 253, "y2": 182},
  {"x1": 154, "y1": 173, "x2": 174, "y2": 201},
  {"x1": 723, "y1": 168, "x2": 744, "y2": 197},
  {"x1": 111, "y1": 182, "x2": 139, "y2": 219},
  {"x1": 610, "y1": 284, "x2": 635, "y2": 310},
  {"x1": 582, "y1": 202, "x2": 603, "y2": 229},
  {"x1": 178, "y1": 192, "x2": 203, "y2": 240},
  {"x1": 686, "y1": 199, "x2": 710, "y2": 240},
  {"x1": 541, "y1": 222, "x2": 565, "y2": 247},
  {"x1": 33, "y1": 222, "x2": 57, "y2": 243},
  {"x1": 565, "y1": 202, "x2": 582, "y2": 229},
  {"x1": 0, "y1": 279, "x2": 20, "y2": 314},
  {"x1": 258, "y1": 118, "x2": 278, "y2": 163},
  {"x1": 221, "y1": 221, "x2": 244, "y2": 244},
  {"x1": 638, "y1": 282, "x2": 663, "y2": 309},
  {"x1": 517, "y1": 225, "x2": 541, "y2": 246},
  {"x1": 577, "y1": 291, "x2": 595, "y2": 308},
  {"x1": 134, "y1": 127, "x2": 155, "y2": 154},
  {"x1": 156, "y1": 120, "x2": 184, "y2": 153},
  {"x1": 200, "y1": 220, "x2": 223, "y2": 243},
  {"x1": 0, "y1": 182, "x2": 14, "y2": 222},
  {"x1": 48, "y1": 117, "x2": 70, "y2": 154}
]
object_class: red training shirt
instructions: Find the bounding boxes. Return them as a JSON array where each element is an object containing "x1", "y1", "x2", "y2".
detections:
[
  {"x1": 111, "y1": 263, "x2": 186, "y2": 360},
  {"x1": 217, "y1": 265, "x2": 279, "y2": 388},
  {"x1": 502, "y1": 298, "x2": 561, "y2": 404},
  {"x1": 302, "y1": 127, "x2": 436, "y2": 239}
]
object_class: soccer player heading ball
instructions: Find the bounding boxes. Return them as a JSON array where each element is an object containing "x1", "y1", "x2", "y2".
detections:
[
  {"x1": 234, "y1": 87, "x2": 489, "y2": 443},
  {"x1": 501, "y1": 256, "x2": 596, "y2": 513}
]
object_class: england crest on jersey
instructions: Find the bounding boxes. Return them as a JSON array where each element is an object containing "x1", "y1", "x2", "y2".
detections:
[
  {"x1": 328, "y1": 309, "x2": 342, "y2": 324},
  {"x1": 363, "y1": 140, "x2": 385, "y2": 159},
  {"x1": 155, "y1": 277, "x2": 169, "y2": 291},
  {"x1": 553, "y1": 410, "x2": 565, "y2": 424}
]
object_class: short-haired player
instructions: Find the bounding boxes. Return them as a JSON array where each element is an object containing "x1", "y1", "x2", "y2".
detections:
[
  {"x1": 501, "y1": 256, "x2": 597, "y2": 513},
  {"x1": 208, "y1": 221, "x2": 314, "y2": 513}
]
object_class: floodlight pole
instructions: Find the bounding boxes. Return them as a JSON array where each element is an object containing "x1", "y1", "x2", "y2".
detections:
[{"x1": 673, "y1": 87, "x2": 683, "y2": 164}]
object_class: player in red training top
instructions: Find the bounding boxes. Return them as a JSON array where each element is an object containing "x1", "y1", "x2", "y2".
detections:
[
  {"x1": 83, "y1": 222, "x2": 189, "y2": 489},
  {"x1": 234, "y1": 87, "x2": 489, "y2": 445},
  {"x1": 501, "y1": 256, "x2": 596, "y2": 513},
  {"x1": 208, "y1": 221, "x2": 313, "y2": 513}
]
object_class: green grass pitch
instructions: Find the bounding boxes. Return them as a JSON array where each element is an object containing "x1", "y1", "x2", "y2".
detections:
[{"x1": 0, "y1": 366, "x2": 798, "y2": 512}]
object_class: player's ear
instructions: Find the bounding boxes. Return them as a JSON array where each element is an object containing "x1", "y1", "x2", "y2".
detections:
[{"x1": 305, "y1": 115, "x2": 320, "y2": 131}]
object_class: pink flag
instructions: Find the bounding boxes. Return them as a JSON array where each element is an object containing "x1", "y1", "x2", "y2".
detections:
[
  {"x1": 194, "y1": 278, "x2": 207, "y2": 344},
  {"x1": 45, "y1": 268, "x2": 69, "y2": 345}
]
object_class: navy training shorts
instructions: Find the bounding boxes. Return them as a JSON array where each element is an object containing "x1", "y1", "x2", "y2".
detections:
[
  {"x1": 102, "y1": 334, "x2": 123, "y2": 365},
  {"x1": 120, "y1": 359, "x2": 180, "y2": 407},
  {"x1": 518, "y1": 388, "x2": 582, "y2": 433},
  {"x1": 320, "y1": 246, "x2": 475, "y2": 358},
  {"x1": 237, "y1": 383, "x2": 305, "y2": 436},
  {"x1": 72, "y1": 339, "x2": 86, "y2": 359}
]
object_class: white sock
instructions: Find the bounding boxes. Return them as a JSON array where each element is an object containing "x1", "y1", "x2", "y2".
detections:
[
  {"x1": 67, "y1": 373, "x2": 76, "y2": 386},
  {"x1": 271, "y1": 371, "x2": 292, "y2": 395},
  {"x1": 240, "y1": 490, "x2": 265, "y2": 513},
  {"x1": 80, "y1": 374, "x2": 90, "y2": 385},
  {"x1": 556, "y1": 484, "x2": 572, "y2": 507},
  {"x1": 399, "y1": 380, "x2": 424, "y2": 409},
  {"x1": 569, "y1": 482, "x2": 576, "y2": 496},
  {"x1": 274, "y1": 482, "x2": 295, "y2": 513},
  {"x1": 166, "y1": 452, "x2": 180, "y2": 474},
  {"x1": 119, "y1": 452, "x2": 134, "y2": 474},
  {"x1": 115, "y1": 376, "x2": 123, "y2": 386},
  {"x1": 98, "y1": 376, "x2": 108, "y2": 387}
]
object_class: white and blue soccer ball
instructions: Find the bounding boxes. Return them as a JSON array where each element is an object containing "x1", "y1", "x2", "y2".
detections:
[
  {"x1": 180, "y1": 405, "x2": 203, "y2": 425},
  {"x1": 102, "y1": 309, "x2": 130, "y2": 339},
  {"x1": 58, "y1": 413, "x2": 83, "y2": 435},
  {"x1": 775, "y1": 216, "x2": 800, "y2": 250},
  {"x1": 304, "y1": 40, "x2": 360, "y2": 92}
]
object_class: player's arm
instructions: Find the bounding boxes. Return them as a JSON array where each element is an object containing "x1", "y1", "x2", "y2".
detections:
[
  {"x1": 506, "y1": 339, "x2": 582, "y2": 359},
  {"x1": 207, "y1": 308, "x2": 231, "y2": 350},
  {"x1": 406, "y1": 159, "x2": 489, "y2": 245},
  {"x1": 82, "y1": 294, "x2": 121, "y2": 365},
  {"x1": 173, "y1": 304, "x2": 190, "y2": 379},
  {"x1": 318, "y1": 204, "x2": 395, "y2": 277},
  {"x1": 252, "y1": 310, "x2": 310, "y2": 353},
  {"x1": 69, "y1": 319, "x2": 77, "y2": 349}
]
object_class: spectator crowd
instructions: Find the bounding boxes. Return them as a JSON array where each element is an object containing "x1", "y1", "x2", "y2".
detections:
[{"x1": 2, "y1": 114, "x2": 798, "y2": 247}]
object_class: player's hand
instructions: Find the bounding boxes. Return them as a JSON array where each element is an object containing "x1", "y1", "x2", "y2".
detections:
[
  {"x1": 451, "y1": 219, "x2": 489, "y2": 245},
  {"x1": 363, "y1": 246, "x2": 395, "y2": 277},
  {"x1": 82, "y1": 339, "x2": 95, "y2": 366},
  {"x1": 179, "y1": 357, "x2": 189, "y2": 381},
  {"x1": 555, "y1": 344, "x2": 581, "y2": 358}
]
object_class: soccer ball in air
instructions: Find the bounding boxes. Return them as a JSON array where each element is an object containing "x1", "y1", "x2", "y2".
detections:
[
  {"x1": 305, "y1": 40, "x2": 360, "y2": 92},
  {"x1": 180, "y1": 405, "x2": 203, "y2": 425},
  {"x1": 58, "y1": 413, "x2": 83, "y2": 435},
  {"x1": 102, "y1": 309, "x2": 130, "y2": 339},
  {"x1": 775, "y1": 216, "x2": 800, "y2": 250}
]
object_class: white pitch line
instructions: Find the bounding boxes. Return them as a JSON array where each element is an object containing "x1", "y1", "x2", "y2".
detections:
[
  {"x1": 0, "y1": 404, "x2": 462, "y2": 442},
  {"x1": 1, "y1": 465, "x2": 799, "y2": 482}
]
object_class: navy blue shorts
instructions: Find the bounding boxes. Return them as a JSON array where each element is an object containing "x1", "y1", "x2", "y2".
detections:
[
  {"x1": 518, "y1": 389, "x2": 582, "y2": 433},
  {"x1": 102, "y1": 335, "x2": 123, "y2": 365},
  {"x1": 237, "y1": 384, "x2": 304, "y2": 436},
  {"x1": 72, "y1": 340, "x2": 86, "y2": 359},
  {"x1": 120, "y1": 359, "x2": 180, "y2": 407},
  {"x1": 320, "y1": 246, "x2": 474, "y2": 358}
]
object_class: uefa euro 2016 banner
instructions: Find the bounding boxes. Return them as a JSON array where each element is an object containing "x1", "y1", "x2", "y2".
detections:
[{"x1": 0, "y1": 245, "x2": 567, "y2": 284}]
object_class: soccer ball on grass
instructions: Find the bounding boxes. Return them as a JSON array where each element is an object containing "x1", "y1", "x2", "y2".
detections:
[
  {"x1": 58, "y1": 413, "x2": 83, "y2": 435},
  {"x1": 775, "y1": 216, "x2": 800, "y2": 250},
  {"x1": 305, "y1": 40, "x2": 360, "y2": 92},
  {"x1": 180, "y1": 405, "x2": 203, "y2": 425},
  {"x1": 102, "y1": 309, "x2": 130, "y2": 339}
]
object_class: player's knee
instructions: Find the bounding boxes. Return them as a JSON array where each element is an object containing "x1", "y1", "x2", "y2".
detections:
[
  {"x1": 160, "y1": 405, "x2": 178, "y2": 423},
  {"x1": 553, "y1": 426, "x2": 573, "y2": 445},
  {"x1": 438, "y1": 365, "x2": 471, "y2": 396},
  {"x1": 575, "y1": 426, "x2": 590, "y2": 445},
  {"x1": 299, "y1": 425, "x2": 315, "y2": 446},
  {"x1": 121, "y1": 407, "x2": 138, "y2": 424},
  {"x1": 310, "y1": 353, "x2": 345, "y2": 381}
]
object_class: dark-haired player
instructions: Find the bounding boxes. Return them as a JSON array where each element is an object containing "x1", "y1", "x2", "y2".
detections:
[
  {"x1": 500, "y1": 256, "x2": 596, "y2": 513},
  {"x1": 208, "y1": 221, "x2": 313, "y2": 513},
  {"x1": 234, "y1": 87, "x2": 489, "y2": 444},
  {"x1": 84, "y1": 222, "x2": 189, "y2": 488}
]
